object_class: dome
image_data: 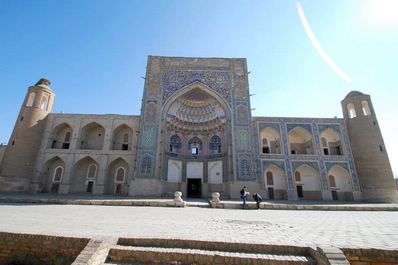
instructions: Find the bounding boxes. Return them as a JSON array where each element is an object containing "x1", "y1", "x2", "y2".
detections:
[
  {"x1": 344, "y1": 91, "x2": 365, "y2": 99},
  {"x1": 166, "y1": 88, "x2": 227, "y2": 133}
]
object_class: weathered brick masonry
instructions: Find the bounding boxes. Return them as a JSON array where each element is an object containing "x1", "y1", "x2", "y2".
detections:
[{"x1": 0, "y1": 232, "x2": 89, "y2": 265}]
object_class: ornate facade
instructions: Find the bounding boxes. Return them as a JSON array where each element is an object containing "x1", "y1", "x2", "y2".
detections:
[{"x1": 0, "y1": 56, "x2": 397, "y2": 201}]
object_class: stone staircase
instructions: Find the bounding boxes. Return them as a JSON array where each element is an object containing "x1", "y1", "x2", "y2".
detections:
[{"x1": 104, "y1": 238, "x2": 317, "y2": 265}]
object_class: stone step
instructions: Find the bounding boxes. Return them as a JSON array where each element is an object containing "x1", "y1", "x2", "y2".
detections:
[
  {"x1": 117, "y1": 238, "x2": 310, "y2": 256},
  {"x1": 106, "y1": 245, "x2": 316, "y2": 265}
]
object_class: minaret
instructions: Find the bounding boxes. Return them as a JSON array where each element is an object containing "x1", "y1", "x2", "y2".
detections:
[
  {"x1": 341, "y1": 91, "x2": 397, "y2": 202},
  {"x1": 0, "y1": 79, "x2": 54, "y2": 192}
]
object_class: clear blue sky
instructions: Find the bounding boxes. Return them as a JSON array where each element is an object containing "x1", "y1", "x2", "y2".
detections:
[{"x1": 1, "y1": 0, "x2": 397, "y2": 176}]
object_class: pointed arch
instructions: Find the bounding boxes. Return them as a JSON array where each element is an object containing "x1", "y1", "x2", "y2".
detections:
[
  {"x1": 111, "y1": 124, "x2": 133, "y2": 151},
  {"x1": 209, "y1": 135, "x2": 222, "y2": 153},
  {"x1": 260, "y1": 127, "x2": 281, "y2": 154},
  {"x1": 327, "y1": 165, "x2": 353, "y2": 193},
  {"x1": 263, "y1": 165, "x2": 288, "y2": 200},
  {"x1": 26, "y1": 92, "x2": 36, "y2": 107},
  {"x1": 294, "y1": 164, "x2": 321, "y2": 199},
  {"x1": 347, "y1": 103, "x2": 356, "y2": 118},
  {"x1": 169, "y1": 134, "x2": 182, "y2": 153},
  {"x1": 49, "y1": 122, "x2": 73, "y2": 149},
  {"x1": 361, "y1": 101, "x2": 371, "y2": 116},
  {"x1": 105, "y1": 157, "x2": 129, "y2": 195},
  {"x1": 78, "y1": 122, "x2": 105, "y2": 150},
  {"x1": 71, "y1": 156, "x2": 99, "y2": 193},
  {"x1": 320, "y1": 128, "x2": 343, "y2": 155},
  {"x1": 41, "y1": 156, "x2": 65, "y2": 193},
  {"x1": 288, "y1": 126, "x2": 314, "y2": 155}
]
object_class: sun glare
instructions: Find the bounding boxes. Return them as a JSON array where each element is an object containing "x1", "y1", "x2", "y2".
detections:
[{"x1": 366, "y1": 0, "x2": 398, "y2": 27}]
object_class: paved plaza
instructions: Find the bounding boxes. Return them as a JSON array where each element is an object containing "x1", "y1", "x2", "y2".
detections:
[{"x1": 0, "y1": 203, "x2": 397, "y2": 250}]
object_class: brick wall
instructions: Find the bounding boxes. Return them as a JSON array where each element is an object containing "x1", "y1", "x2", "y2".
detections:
[
  {"x1": 342, "y1": 248, "x2": 398, "y2": 265},
  {"x1": 0, "y1": 232, "x2": 89, "y2": 265}
]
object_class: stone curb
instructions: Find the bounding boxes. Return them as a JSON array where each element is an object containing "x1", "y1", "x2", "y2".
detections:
[
  {"x1": 210, "y1": 201, "x2": 398, "y2": 211},
  {"x1": 0, "y1": 197, "x2": 187, "y2": 208}
]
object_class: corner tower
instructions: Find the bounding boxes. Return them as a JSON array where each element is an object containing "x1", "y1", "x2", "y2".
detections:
[
  {"x1": 0, "y1": 79, "x2": 55, "y2": 192},
  {"x1": 341, "y1": 91, "x2": 397, "y2": 202}
]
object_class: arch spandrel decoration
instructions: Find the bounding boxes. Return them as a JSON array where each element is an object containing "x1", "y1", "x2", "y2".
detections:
[
  {"x1": 325, "y1": 162, "x2": 349, "y2": 173},
  {"x1": 291, "y1": 161, "x2": 320, "y2": 173},
  {"x1": 262, "y1": 160, "x2": 286, "y2": 172},
  {"x1": 162, "y1": 70, "x2": 231, "y2": 105}
]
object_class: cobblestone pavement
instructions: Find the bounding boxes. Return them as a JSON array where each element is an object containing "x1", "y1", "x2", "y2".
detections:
[{"x1": 0, "y1": 204, "x2": 397, "y2": 250}]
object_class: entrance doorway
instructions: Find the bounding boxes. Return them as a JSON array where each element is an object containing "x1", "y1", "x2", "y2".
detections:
[
  {"x1": 331, "y1": 190, "x2": 338, "y2": 200},
  {"x1": 187, "y1": 178, "x2": 201, "y2": 198},
  {"x1": 268, "y1": 187, "x2": 274, "y2": 200},
  {"x1": 296, "y1": 185, "x2": 303, "y2": 198}
]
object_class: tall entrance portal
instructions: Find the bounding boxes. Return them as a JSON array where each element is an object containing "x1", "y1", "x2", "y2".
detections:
[{"x1": 162, "y1": 85, "x2": 231, "y2": 198}]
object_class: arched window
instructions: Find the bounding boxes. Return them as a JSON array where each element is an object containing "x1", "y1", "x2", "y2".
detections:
[
  {"x1": 347, "y1": 103, "x2": 356, "y2": 119},
  {"x1": 64, "y1": 132, "x2": 71, "y2": 142},
  {"x1": 53, "y1": 166, "x2": 63, "y2": 182},
  {"x1": 40, "y1": 94, "x2": 49, "y2": 110},
  {"x1": 361, "y1": 101, "x2": 371, "y2": 116},
  {"x1": 295, "y1": 171, "x2": 301, "y2": 182},
  {"x1": 321, "y1": 137, "x2": 327, "y2": 147},
  {"x1": 188, "y1": 137, "x2": 202, "y2": 155},
  {"x1": 115, "y1": 167, "x2": 126, "y2": 183},
  {"x1": 26, "y1": 92, "x2": 36, "y2": 107},
  {"x1": 87, "y1": 164, "x2": 97, "y2": 179},
  {"x1": 122, "y1": 133, "x2": 129, "y2": 150},
  {"x1": 123, "y1": 133, "x2": 129, "y2": 143},
  {"x1": 62, "y1": 131, "x2": 71, "y2": 149},
  {"x1": 209, "y1": 135, "x2": 222, "y2": 153},
  {"x1": 262, "y1": 138, "x2": 270, "y2": 154},
  {"x1": 329, "y1": 175, "x2": 336, "y2": 188},
  {"x1": 266, "y1": 171, "x2": 274, "y2": 185},
  {"x1": 169, "y1": 135, "x2": 182, "y2": 153}
]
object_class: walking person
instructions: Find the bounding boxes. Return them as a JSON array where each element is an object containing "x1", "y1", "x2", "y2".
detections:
[
  {"x1": 240, "y1": 186, "x2": 248, "y2": 209},
  {"x1": 252, "y1": 193, "x2": 262, "y2": 209}
]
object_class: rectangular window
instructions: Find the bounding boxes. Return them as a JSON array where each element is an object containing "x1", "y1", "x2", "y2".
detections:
[
  {"x1": 323, "y1": 148, "x2": 329, "y2": 155},
  {"x1": 262, "y1": 146, "x2": 270, "y2": 154},
  {"x1": 122, "y1": 144, "x2": 129, "y2": 150},
  {"x1": 191, "y1": 147, "x2": 198, "y2": 155},
  {"x1": 62, "y1": 143, "x2": 70, "y2": 149}
]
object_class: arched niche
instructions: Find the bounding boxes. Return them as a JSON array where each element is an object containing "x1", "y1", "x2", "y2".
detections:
[
  {"x1": 161, "y1": 83, "x2": 231, "y2": 157},
  {"x1": 260, "y1": 127, "x2": 281, "y2": 154},
  {"x1": 105, "y1": 157, "x2": 129, "y2": 195},
  {"x1": 263, "y1": 165, "x2": 287, "y2": 200},
  {"x1": 320, "y1": 128, "x2": 343, "y2": 155},
  {"x1": 41, "y1": 156, "x2": 65, "y2": 193},
  {"x1": 111, "y1": 124, "x2": 133, "y2": 151},
  {"x1": 288, "y1": 127, "x2": 314, "y2": 155},
  {"x1": 294, "y1": 164, "x2": 321, "y2": 200},
  {"x1": 49, "y1": 123, "x2": 73, "y2": 149},
  {"x1": 328, "y1": 165, "x2": 353, "y2": 200},
  {"x1": 71, "y1": 156, "x2": 99, "y2": 193},
  {"x1": 347, "y1": 103, "x2": 356, "y2": 119},
  {"x1": 78, "y1": 122, "x2": 105, "y2": 150}
]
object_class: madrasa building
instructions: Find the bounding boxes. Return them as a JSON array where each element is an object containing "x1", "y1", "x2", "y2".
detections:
[{"x1": 0, "y1": 56, "x2": 397, "y2": 202}]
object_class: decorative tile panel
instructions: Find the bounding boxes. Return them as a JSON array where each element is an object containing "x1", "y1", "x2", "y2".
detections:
[
  {"x1": 142, "y1": 127, "x2": 155, "y2": 148},
  {"x1": 291, "y1": 161, "x2": 320, "y2": 172},
  {"x1": 162, "y1": 70, "x2": 231, "y2": 105},
  {"x1": 262, "y1": 160, "x2": 286, "y2": 171},
  {"x1": 237, "y1": 128, "x2": 250, "y2": 151},
  {"x1": 286, "y1": 123, "x2": 313, "y2": 133}
]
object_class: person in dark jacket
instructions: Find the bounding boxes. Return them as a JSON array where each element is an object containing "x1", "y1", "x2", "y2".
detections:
[
  {"x1": 252, "y1": 193, "x2": 262, "y2": 209},
  {"x1": 240, "y1": 186, "x2": 248, "y2": 209}
]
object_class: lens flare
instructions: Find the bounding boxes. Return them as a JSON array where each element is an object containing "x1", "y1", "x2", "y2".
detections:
[{"x1": 296, "y1": 1, "x2": 353, "y2": 84}]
